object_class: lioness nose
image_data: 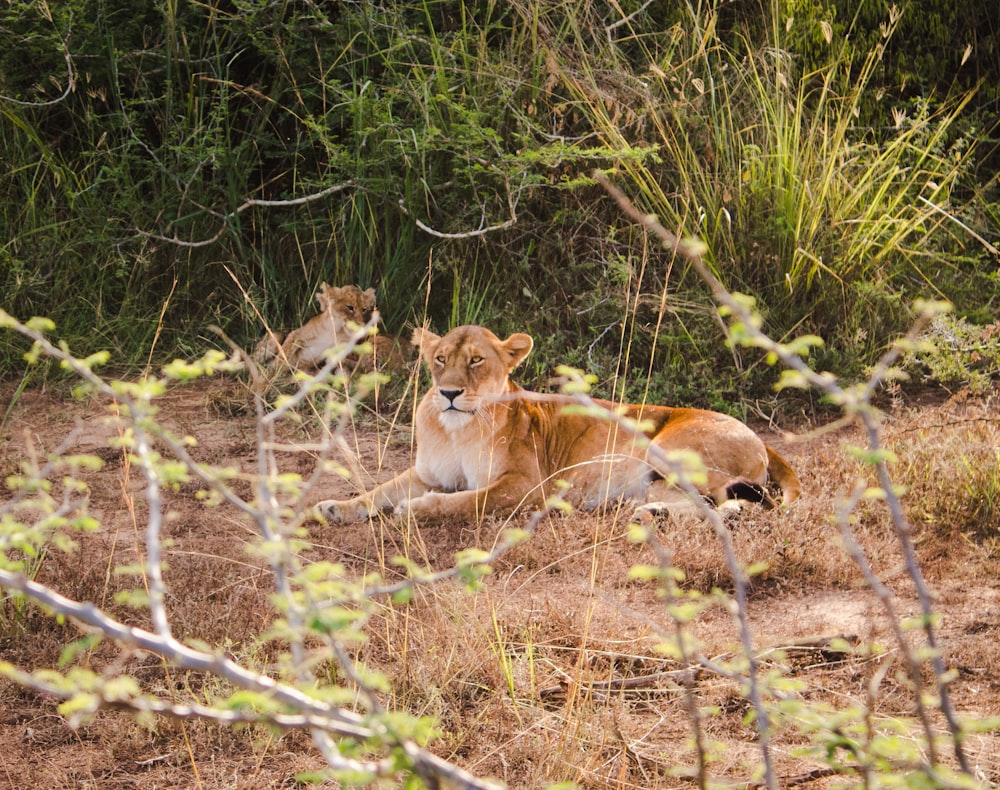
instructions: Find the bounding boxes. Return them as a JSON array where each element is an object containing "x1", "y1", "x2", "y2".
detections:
[{"x1": 439, "y1": 389, "x2": 463, "y2": 404}]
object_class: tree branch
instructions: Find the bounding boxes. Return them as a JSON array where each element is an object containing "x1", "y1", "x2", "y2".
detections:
[{"x1": 140, "y1": 181, "x2": 357, "y2": 248}]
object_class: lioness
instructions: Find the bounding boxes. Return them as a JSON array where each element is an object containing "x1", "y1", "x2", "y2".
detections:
[
  {"x1": 318, "y1": 324, "x2": 800, "y2": 524},
  {"x1": 254, "y1": 283, "x2": 408, "y2": 374}
]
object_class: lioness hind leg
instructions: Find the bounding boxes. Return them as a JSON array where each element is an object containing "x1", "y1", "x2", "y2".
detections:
[
  {"x1": 725, "y1": 478, "x2": 777, "y2": 509},
  {"x1": 632, "y1": 474, "x2": 771, "y2": 526}
]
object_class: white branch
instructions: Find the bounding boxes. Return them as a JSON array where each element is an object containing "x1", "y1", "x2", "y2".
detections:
[
  {"x1": 0, "y1": 568, "x2": 374, "y2": 735},
  {"x1": 0, "y1": 36, "x2": 75, "y2": 108},
  {"x1": 141, "y1": 181, "x2": 357, "y2": 248}
]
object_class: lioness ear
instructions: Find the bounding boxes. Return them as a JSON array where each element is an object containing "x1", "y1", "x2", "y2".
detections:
[
  {"x1": 502, "y1": 333, "x2": 533, "y2": 369},
  {"x1": 411, "y1": 327, "x2": 440, "y2": 366},
  {"x1": 410, "y1": 326, "x2": 439, "y2": 348}
]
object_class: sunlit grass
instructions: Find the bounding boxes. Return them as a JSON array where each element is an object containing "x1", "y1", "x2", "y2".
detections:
[{"x1": 535, "y1": 0, "x2": 984, "y2": 388}]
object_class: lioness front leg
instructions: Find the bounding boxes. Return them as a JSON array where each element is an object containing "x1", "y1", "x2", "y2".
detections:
[
  {"x1": 398, "y1": 471, "x2": 542, "y2": 522},
  {"x1": 323, "y1": 470, "x2": 542, "y2": 525},
  {"x1": 318, "y1": 469, "x2": 430, "y2": 524}
]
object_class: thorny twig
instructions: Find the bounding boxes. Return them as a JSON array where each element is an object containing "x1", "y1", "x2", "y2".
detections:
[
  {"x1": 556, "y1": 376, "x2": 775, "y2": 787},
  {"x1": 0, "y1": 310, "x2": 504, "y2": 790},
  {"x1": 595, "y1": 172, "x2": 971, "y2": 778},
  {"x1": 146, "y1": 158, "x2": 522, "y2": 250},
  {"x1": 398, "y1": 172, "x2": 522, "y2": 239},
  {"x1": 832, "y1": 485, "x2": 943, "y2": 761},
  {"x1": 0, "y1": 25, "x2": 76, "y2": 108}
]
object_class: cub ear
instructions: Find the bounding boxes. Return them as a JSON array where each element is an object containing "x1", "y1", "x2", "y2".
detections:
[
  {"x1": 316, "y1": 283, "x2": 336, "y2": 309},
  {"x1": 502, "y1": 333, "x2": 533, "y2": 369},
  {"x1": 362, "y1": 288, "x2": 377, "y2": 310}
]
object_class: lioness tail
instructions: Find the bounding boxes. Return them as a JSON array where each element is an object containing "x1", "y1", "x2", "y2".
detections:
[{"x1": 765, "y1": 445, "x2": 800, "y2": 506}]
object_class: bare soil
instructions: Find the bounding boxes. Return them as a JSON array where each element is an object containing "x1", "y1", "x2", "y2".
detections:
[{"x1": 0, "y1": 379, "x2": 998, "y2": 788}]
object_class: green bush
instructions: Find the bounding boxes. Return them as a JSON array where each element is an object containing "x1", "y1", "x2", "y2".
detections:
[{"x1": 905, "y1": 313, "x2": 1000, "y2": 392}]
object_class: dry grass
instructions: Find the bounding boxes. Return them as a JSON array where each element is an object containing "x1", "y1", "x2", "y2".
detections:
[
  {"x1": 1, "y1": 380, "x2": 999, "y2": 787},
  {"x1": 888, "y1": 391, "x2": 1000, "y2": 547}
]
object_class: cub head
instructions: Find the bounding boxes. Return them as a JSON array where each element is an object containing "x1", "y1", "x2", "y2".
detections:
[
  {"x1": 412, "y1": 325, "x2": 533, "y2": 428},
  {"x1": 316, "y1": 284, "x2": 378, "y2": 334}
]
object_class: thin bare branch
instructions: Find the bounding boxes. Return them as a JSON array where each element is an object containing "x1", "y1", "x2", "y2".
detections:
[
  {"x1": 555, "y1": 364, "x2": 778, "y2": 789},
  {"x1": 131, "y1": 418, "x2": 170, "y2": 639},
  {"x1": 0, "y1": 35, "x2": 75, "y2": 108},
  {"x1": 0, "y1": 567, "x2": 504, "y2": 789},
  {"x1": 596, "y1": 171, "x2": 972, "y2": 777},
  {"x1": 0, "y1": 568, "x2": 372, "y2": 733},
  {"x1": 606, "y1": 0, "x2": 656, "y2": 38},
  {"x1": 398, "y1": 174, "x2": 521, "y2": 239},
  {"x1": 919, "y1": 195, "x2": 1000, "y2": 257},
  {"x1": 140, "y1": 181, "x2": 357, "y2": 248},
  {"x1": 410, "y1": 214, "x2": 516, "y2": 239}
]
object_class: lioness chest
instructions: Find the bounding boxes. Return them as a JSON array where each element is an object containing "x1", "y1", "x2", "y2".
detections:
[{"x1": 414, "y1": 423, "x2": 511, "y2": 492}]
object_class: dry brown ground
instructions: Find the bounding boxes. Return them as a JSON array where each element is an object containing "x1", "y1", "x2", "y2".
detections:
[{"x1": 0, "y1": 378, "x2": 998, "y2": 788}]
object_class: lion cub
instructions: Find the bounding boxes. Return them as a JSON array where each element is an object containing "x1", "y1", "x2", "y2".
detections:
[
  {"x1": 253, "y1": 283, "x2": 408, "y2": 376},
  {"x1": 318, "y1": 324, "x2": 800, "y2": 524}
]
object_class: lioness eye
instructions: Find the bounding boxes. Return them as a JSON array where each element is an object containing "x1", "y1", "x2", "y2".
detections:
[
  {"x1": 435, "y1": 355, "x2": 445, "y2": 365},
  {"x1": 469, "y1": 355, "x2": 483, "y2": 365}
]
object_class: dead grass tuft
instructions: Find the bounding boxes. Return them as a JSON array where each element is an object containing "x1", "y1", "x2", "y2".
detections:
[{"x1": 887, "y1": 392, "x2": 1000, "y2": 547}]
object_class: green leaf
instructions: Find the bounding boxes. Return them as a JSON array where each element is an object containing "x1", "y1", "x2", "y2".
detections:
[
  {"x1": 391, "y1": 587, "x2": 414, "y2": 604},
  {"x1": 501, "y1": 528, "x2": 531, "y2": 545},
  {"x1": 746, "y1": 561, "x2": 770, "y2": 577},
  {"x1": 25, "y1": 316, "x2": 56, "y2": 333},
  {"x1": 846, "y1": 445, "x2": 898, "y2": 465},
  {"x1": 58, "y1": 692, "x2": 100, "y2": 723},
  {"x1": 912, "y1": 298, "x2": 953, "y2": 317},
  {"x1": 308, "y1": 607, "x2": 366, "y2": 635},
  {"x1": 627, "y1": 522, "x2": 652, "y2": 543},
  {"x1": 775, "y1": 370, "x2": 813, "y2": 391},
  {"x1": 783, "y1": 334, "x2": 825, "y2": 356},
  {"x1": 114, "y1": 589, "x2": 150, "y2": 608},
  {"x1": 58, "y1": 634, "x2": 103, "y2": 668}
]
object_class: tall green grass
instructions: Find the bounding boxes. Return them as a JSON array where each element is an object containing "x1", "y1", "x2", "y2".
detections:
[
  {"x1": 532, "y1": 0, "x2": 987, "y2": 390},
  {"x1": 0, "y1": 0, "x2": 995, "y2": 399}
]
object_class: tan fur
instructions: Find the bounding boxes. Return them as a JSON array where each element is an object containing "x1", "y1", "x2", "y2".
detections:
[
  {"x1": 253, "y1": 283, "x2": 409, "y2": 375},
  {"x1": 318, "y1": 325, "x2": 800, "y2": 524}
]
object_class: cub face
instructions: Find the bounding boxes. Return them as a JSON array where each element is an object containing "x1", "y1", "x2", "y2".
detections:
[
  {"x1": 412, "y1": 325, "x2": 533, "y2": 429},
  {"x1": 317, "y1": 284, "x2": 377, "y2": 334}
]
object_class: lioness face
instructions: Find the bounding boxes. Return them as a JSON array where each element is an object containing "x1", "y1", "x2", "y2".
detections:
[
  {"x1": 413, "y1": 325, "x2": 533, "y2": 429},
  {"x1": 316, "y1": 284, "x2": 378, "y2": 335}
]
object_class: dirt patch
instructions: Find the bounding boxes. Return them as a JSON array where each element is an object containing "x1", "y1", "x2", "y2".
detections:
[{"x1": 1, "y1": 379, "x2": 998, "y2": 788}]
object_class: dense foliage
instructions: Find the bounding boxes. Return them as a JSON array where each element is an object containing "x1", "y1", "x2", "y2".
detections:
[{"x1": 1, "y1": 0, "x2": 997, "y2": 403}]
